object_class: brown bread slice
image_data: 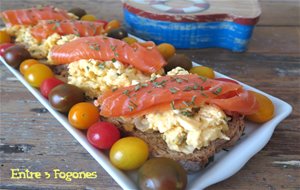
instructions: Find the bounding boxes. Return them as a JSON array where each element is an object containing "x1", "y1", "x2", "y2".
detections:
[{"x1": 119, "y1": 113, "x2": 245, "y2": 172}]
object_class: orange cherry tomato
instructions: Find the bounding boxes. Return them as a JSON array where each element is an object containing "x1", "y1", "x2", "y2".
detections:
[
  {"x1": 246, "y1": 91, "x2": 275, "y2": 123},
  {"x1": 0, "y1": 31, "x2": 11, "y2": 44},
  {"x1": 19, "y1": 59, "x2": 40, "y2": 75},
  {"x1": 105, "y1": 19, "x2": 120, "y2": 32},
  {"x1": 157, "y1": 43, "x2": 176, "y2": 60},
  {"x1": 68, "y1": 102, "x2": 100, "y2": 130}
]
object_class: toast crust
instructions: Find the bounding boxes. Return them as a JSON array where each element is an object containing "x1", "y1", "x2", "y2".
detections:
[{"x1": 117, "y1": 113, "x2": 245, "y2": 172}]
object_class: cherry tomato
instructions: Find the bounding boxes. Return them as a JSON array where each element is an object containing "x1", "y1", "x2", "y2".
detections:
[
  {"x1": 48, "y1": 84, "x2": 85, "y2": 113},
  {"x1": 24, "y1": 64, "x2": 54, "y2": 87},
  {"x1": 3, "y1": 45, "x2": 31, "y2": 68},
  {"x1": 157, "y1": 43, "x2": 176, "y2": 60},
  {"x1": 110, "y1": 137, "x2": 149, "y2": 170},
  {"x1": 0, "y1": 31, "x2": 11, "y2": 44},
  {"x1": 246, "y1": 91, "x2": 275, "y2": 123},
  {"x1": 40, "y1": 77, "x2": 64, "y2": 98},
  {"x1": 107, "y1": 28, "x2": 128, "y2": 40},
  {"x1": 95, "y1": 19, "x2": 108, "y2": 27},
  {"x1": 138, "y1": 157, "x2": 187, "y2": 190},
  {"x1": 80, "y1": 14, "x2": 97, "y2": 21},
  {"x1": 87, "y1": 121, "x2": 120, "y2": 149},
  {"x1": 68, "y1": 102, "x2": 99, "y2": 130},
  {"x1": 105, "y1": 19, "x2": 120, "y2": 32},
  {"x1": 165, "y1": 54, "x2": 192, "y2": 72},
  {"x1": 0, "y1": 43, "x2": 14, "y2": 57},
  {"x1": 19, "y1": 59, "x2": 40, "y2": 75},
  {"x1": 215, "y1": 78, "x2": 239, "y2": 84},
  {"x1": 122, "y1": 37, "x2": 138, "y2": 45},
  {"x1": 68, "y1": 7, "x2": 87, "y2": 19},
  {"x1": 189, "y1": 66, "x2": 215, "y2": 79}
]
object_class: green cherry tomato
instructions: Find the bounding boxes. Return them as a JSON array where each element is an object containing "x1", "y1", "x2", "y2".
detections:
[
  {"x1": 138, "y1": 157, "x2": 187, "y2": 190},
  {"x1": 109, "y1": 137, "x2": 149, "y2": 170},
  {"x1": 24, "y1": 64, "x2": 54, "y2": 87}
]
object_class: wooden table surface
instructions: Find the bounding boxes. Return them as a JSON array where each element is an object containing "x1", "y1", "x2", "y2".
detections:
[{"x1": 0, "y1": 0, "x2": 299, "y2": 189}]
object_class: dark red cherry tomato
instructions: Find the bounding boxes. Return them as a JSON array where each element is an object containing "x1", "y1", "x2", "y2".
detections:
[{"x1": 0, "y1": 43, "x2": 14, "y2": 57}]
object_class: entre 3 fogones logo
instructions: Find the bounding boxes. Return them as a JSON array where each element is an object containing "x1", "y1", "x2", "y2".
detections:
[{"x1": 10, "y1": 168, "x2": 97, "y2": 182}]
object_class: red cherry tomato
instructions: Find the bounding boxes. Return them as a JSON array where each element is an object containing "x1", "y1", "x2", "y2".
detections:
[
  {"x1": 87, "y1": 122, "x2": 120, "y2": 149},
  {"x1": 40, "y1": 77, "x2": 64, "y2": 98},
  {"x1": 215, "y1": 78, "x2": 239, "y2": 84},
  {"x1": 0, "y1": 43, "x2": 14, "y2": 57},
  {"x1": 95, "y1": 19, "x2": 108, "y2": 27}
]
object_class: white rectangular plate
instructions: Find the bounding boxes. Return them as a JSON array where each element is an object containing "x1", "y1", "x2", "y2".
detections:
[{"x1": 0, "y1": 55, "x2": 292, "y2": 189}]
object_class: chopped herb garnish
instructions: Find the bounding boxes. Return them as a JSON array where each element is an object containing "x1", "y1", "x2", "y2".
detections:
[
  {"x1": 110, "y1": 45, "x2": 117, "y2": 51},
  {"x1": 213, "y1": 87, "x2": 222, "y2": 95},
  {"x1": 201, "y1": 92, "x2": 208, "y2": 97},
  {"x1": 114, "y1": 52, "x2": 119, "y2": 57},
  {"x1": 129, "y1": 100, "x2": 138, "y2": 108},
  {"x1": 111, "y1": 58, "x2": 117, "y2": 62},
  {"x1": 198, "y1": 76, "x2": 207, "y2": 82},
  {"x1": 128, "y1": 105, "x2": 134, "y2": 112},
  {"x1": 112, "y1": 88, "x2": 118, "y2": 92},
  {"x1": 122, "y1": 90, "x2": 130, "y2": 97},
  {"x1": 98, "y1": 64, "x2": 105, "y2": 69},
  {"x1": 89, "y1": 43, "x2": 100, "y2": 51},
  {"x1": 175, "y1": 78, "x2": 183, "y2": 83},
  {"x1": 183, "y1": 86, "x2": 193, "y2": 91},
  {"x1": 193, "y1": 83, "x2": 199, "y2": 90},
  {"x1": 134, "y1": 84, "x2": 141, "y2": 91},
  {"x1": 150, "y1": 76, "x2": 157, "y2": 82},
  {"x1": 191, "y1": 95, "x2": 196, "y2": 105},
  {"x1": 170, "y1": 101, "x2": 175, "y2": 110},
  {"x1": 141, "y1": 83, "x2": 148, "y2": 87},
  {"x1": 180, "y1": 111, "x2": 194, "y2": 117},
  {"x1": 86, "y1": 66, "x2": 90, "y2": 71},
  {"x1": 169, "y1": 87, "x2": 178, "y2": 94},
  {"x1": 153, "y1": 80, "x2": 167, "y2": 88},
  {"x1": 183, "y1": 101, "x2": 190, "y2": 106}
]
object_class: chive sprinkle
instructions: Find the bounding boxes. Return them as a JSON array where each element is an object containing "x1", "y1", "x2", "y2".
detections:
[
  {"x1": 169, "y1": 87, "x2": 178, "y2": 94},
  {"x1": 122, "y1": 90, "x2": 130, "y2": 97},
  {"x1": 170, "y1": 101, "x2": 175, "y2": 110},
  {"x1": 213, "y1": 87, "x2": 222, "y2": 95},
  {"x1": 198, "y1": 76, "x2": 207, "y2": 82}
]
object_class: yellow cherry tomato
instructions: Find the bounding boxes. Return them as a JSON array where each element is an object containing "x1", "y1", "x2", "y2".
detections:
[
  {"x1": 24, "y1": 64, "x2": 54, "y2": 87},
  {"x1": 19, "y1": 59, "x2": 40, "y2": 75},
  {"x1": 80, "y1": 14, "x2": 97, "y2": 21},
  {"x1": 105, "y1": 19, "x2": 120, "y2": 32},
  {"x1": 189, "y1": 66, "x2": 215, "y2": 79},
  {"x1": 110, "y1": 137, "x2": 149, "y2": 170},
  {"x1": 246, "y1": 91, "x2": 275, "y2": 123},
  {"x1": 122, "y1": 37, "x2": 138, "y2": 45},
  {"x1": 68, "y1": 102, "x2": 99, "y2": 130},
  {"x1": 157, "y1": 43, "x2": 176, "y2": 60},
  {"x1": 0, "y1": 31, "x2": 11, "y2": 44}
]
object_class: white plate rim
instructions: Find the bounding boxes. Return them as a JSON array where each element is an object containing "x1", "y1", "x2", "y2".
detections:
[{"x1": 0, "y1": 53, "x2": 292, "y2": 190}]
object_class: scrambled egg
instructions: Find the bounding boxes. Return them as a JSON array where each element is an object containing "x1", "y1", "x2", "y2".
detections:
[
  {"x1": 135, "y1": 105, "x2": 230, "y2": 154},
  {"x1": 67, "y1": 59, "x2": 150, "y2": 98},
  {"x1": 5, "y1": 26, "x2": 78, "y2": 59}
]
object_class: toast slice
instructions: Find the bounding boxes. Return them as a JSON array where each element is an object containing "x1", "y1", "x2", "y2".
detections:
[{"x1": 116, "y1": 113, "x2": 245, "y2": 172}]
